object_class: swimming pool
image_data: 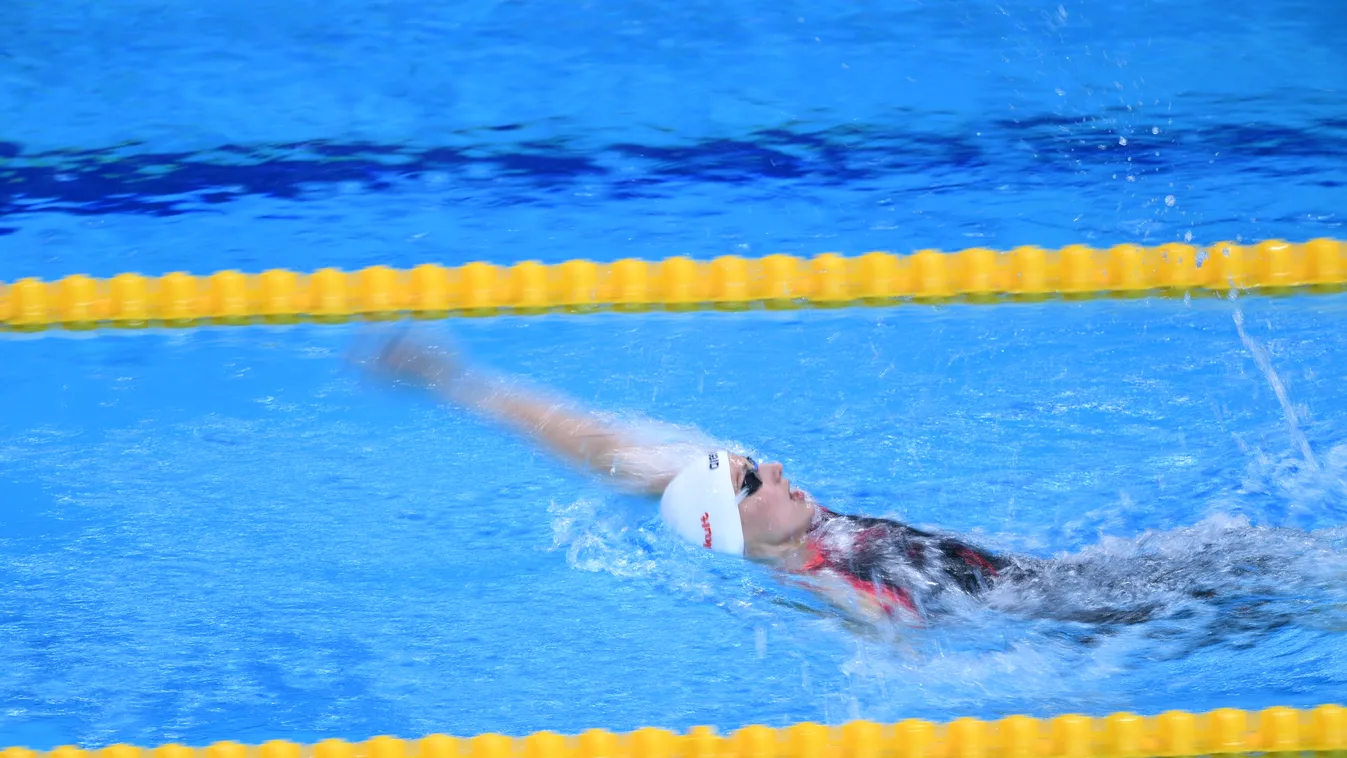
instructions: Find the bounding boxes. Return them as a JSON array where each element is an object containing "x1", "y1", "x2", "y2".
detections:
[{"x1": 3, "y1": 0, "x2": 1347, "y2": 751}]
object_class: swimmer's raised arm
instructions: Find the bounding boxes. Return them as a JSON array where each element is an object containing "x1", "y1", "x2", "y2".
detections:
[{"x1": 362, "y1": 330, "x2": 677, "y2": 496}]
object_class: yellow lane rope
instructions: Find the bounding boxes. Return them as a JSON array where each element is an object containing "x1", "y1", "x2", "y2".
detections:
[
  {"x1": 2, "y1": 705, "x2": 1344, "y2": 758},
  {"x1": 2, "y1": 239, "x2": 1344, "y2": 330}
]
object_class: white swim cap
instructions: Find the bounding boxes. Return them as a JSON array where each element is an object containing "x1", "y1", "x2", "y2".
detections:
[{"x1": 659, "y1": 450, "x2": 744, "y2": 555}]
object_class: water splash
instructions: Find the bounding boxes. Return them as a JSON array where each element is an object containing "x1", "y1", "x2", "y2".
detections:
[
  {"x1": 985, "y1": 514, "x2": 1347, "y2": 641},
  {"x1": 782, "y1": 515, "x2": 1347, "y2": 722},
  {"x1": 547, "y1": 497, "x2": 659, "y2": 577},
  {"x1": 1229, "y1": 441, "x2": 1347, "y2": 530},
  {"x1": 1233, "y1": 306, "x2": 1319, "y2": 472}
]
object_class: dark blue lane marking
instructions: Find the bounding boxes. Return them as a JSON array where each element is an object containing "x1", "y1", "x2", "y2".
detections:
[{"x1": 1, "y1": 115, "x2": 1345, "y2": 220}]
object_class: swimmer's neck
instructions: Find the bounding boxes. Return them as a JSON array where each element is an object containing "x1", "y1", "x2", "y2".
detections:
[
  {"x1": 743, "y1": 516, "x2": 817, "y2": 568},
  {"x1": 745, "y1": 536, "x2": 812, "y2": 567}
]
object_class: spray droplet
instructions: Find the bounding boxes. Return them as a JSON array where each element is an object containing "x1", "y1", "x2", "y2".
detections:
[
  {"x1": 1118, "y1": 136, "x2": 1128, "y2": 146},
  {"x1": 1233, "y1": 310, "x2": 1320, "y2": 472},
  {"x1": 1165, "y1": 195, "x2": 1176, "y2": 207}
]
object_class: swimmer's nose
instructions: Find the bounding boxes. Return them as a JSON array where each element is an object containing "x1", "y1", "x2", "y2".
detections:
[{"x1": 765, "y1": 462, "x2": 784, "y2": 482}]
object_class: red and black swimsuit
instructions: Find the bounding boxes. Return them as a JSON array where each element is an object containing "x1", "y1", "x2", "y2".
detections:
[{"x1": 798, "y1": 507, "x2": 1013, "y2": 619}]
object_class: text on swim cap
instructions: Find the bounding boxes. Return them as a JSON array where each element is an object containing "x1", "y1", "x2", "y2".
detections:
[
  {"x1": 708, "y1": 452, "x2": 720, "y2": 470},
  {"x1": 701, "y1": 512, "x2": 713, "y2": 548}
]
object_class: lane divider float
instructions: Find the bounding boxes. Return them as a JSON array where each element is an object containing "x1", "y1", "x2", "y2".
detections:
[
  {"x1": 2, "y1": 705, "x2": 1344, "y2": 758},
  {"x1": 2, "y1": 239, "x2": 1344, "y2": 330}
]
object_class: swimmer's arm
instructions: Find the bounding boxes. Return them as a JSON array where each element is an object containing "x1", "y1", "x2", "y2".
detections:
[
  {"x1": 814, "y1": 584, "x2": 890, "y2": 625},
  {"x1": 456, "y1": 382, "x2": 676, "y2": 495},
  {"x1": 788, "y1": 572, "x2": 892, "y2": 626},
  {"x1": 370, "y1": 333, "x2": 675, "y2": 495}
]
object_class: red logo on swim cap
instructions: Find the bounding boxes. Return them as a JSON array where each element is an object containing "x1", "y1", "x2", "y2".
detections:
[{"x1": 700, "y1": 512, "x2": 713, "y2": 548}]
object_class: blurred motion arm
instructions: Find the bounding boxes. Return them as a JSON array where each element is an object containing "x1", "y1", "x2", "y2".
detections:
[{"x1": 364, "y1": 328, "x2": 676, "y2": 496}]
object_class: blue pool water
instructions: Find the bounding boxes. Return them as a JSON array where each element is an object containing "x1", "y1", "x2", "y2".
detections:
[{"x1": 3, "y1": 0, "x2": 1347, "y2": 751}]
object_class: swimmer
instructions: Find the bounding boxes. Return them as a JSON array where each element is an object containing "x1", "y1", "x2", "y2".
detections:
[{"x1": 358, "y1": 327, "x2": 1033, "y2": 625}]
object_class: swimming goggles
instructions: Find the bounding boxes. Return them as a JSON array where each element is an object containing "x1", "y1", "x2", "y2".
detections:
[{"x1": 735, "y1": 457, "x2": 763, "y2": 504}]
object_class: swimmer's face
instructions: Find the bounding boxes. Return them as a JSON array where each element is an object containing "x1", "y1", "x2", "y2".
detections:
[{"x1": 729, "y1": 453, "x2": 815, "y2": 554}]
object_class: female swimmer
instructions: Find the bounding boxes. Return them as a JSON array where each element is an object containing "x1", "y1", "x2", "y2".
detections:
[
  {"x1": 359, "y1": 327, "x2": 1035, "y2": 625},
  {"x1": 356, "y1": 326, "x2": 1345, "y2": 650}
]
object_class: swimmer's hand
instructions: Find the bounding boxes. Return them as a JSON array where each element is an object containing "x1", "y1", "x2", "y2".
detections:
[{"x1": 355, "y1": 327, "x2": 466, "y2": 394}]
